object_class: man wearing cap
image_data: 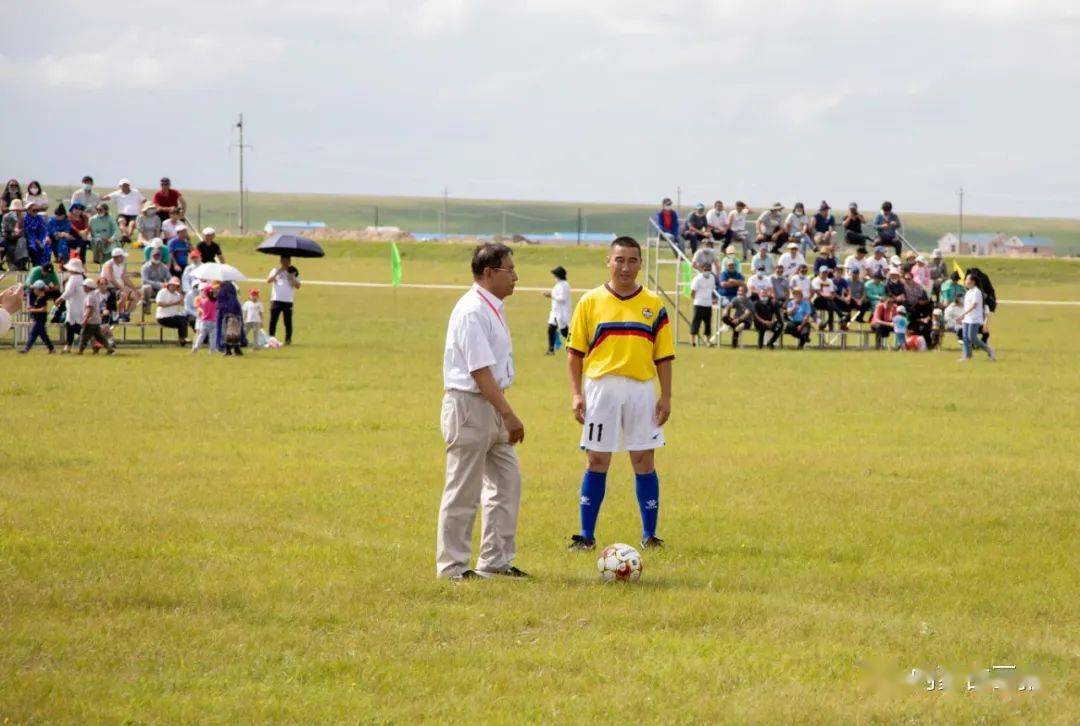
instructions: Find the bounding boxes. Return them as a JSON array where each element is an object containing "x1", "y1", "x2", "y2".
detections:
[
  {"x1": 26, "y1": 261, "x2": 62, "y2": 302},
  {"x1": 197, "y1": 228, "x2": 225, "y2": 264},
  {"x1": 154, "y1": 277, "x2": 189, "y2": 345},
  {"x1": 70, "y1": 176, "x2": 101, "y2": 212},
  {"x1": 543, "y1": 265, "x2": 572, "y2": 355},
  {"x1": 78, "y1": 277, "x2": 115, "y2": 354},
  {"x1": 706, "y1": 200, "x2": 729, "y2": 243},
  {"x1": 89, "y1": 202, "x2": 120, "y2": 264},
  {"x1": 142, "y1": 237, "x2": 170, "y2": 265},
  {"x1": 152, "y1": 178, "x2": 185, "y2": 222},
  {"x1": 1, "y1": 199, "x2": 28, "y2": 270},
  {"x1": 168, "y1": 226, "x2": 192, "y2": 279},
  {"x1": 140, "y1": 246, "x2": 171, "y2": 316},
  {"x1": 137, "y1": 201, "x2": 162, "y2": 246},
  {"x1": 864, "y1": 246, "x2": 889, "y2": 280},
  {"x1": 718, "y1": 259, "x2": 744, "y2": 307},
  {"x1": 101, "y1": 247, "x2": 136, "y2": 322},
  {"x1": 102, "y1": 179, "x2": 146, "y2": 242},
  {"x1": 755, "y1": 203, "x2": 788, "y2": 255},
  {"x1": 776, "y1": 241, "x2": 805, "y2": 278},
  {"x1": 841, "y1": 203, "x2": 872, "y2": 247},
  {"x1": 681, "y1": 203, "x2": 709, "y2": 255},
  {"x1": 58, "y1": 257, "x2": 87, "y2": 353},
  {"x1": 872, "y1": 201, "x2": 903, "y2": 256},
  {"x1": 438, "y1": 242, "x2": 527, "y2": 581}
]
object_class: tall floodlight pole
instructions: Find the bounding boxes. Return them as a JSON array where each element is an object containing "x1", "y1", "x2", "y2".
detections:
[{"x1": 232, "y1": 114, "x2": 252, "y2": 234}]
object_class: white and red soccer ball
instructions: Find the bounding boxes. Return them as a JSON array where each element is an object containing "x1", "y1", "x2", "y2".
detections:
[{"x1": 597, "y1": 543, "x2": 643, "y2": 582}]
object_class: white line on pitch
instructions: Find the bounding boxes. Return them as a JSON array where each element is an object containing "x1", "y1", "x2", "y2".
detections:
[{"x1": 298, "y1": 280, "x2": 1080, "y2": 306}]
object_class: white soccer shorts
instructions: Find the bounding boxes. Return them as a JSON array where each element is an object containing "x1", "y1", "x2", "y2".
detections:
[{"x1": 580, "y1": 375, "x2": 664, "y2": 453}]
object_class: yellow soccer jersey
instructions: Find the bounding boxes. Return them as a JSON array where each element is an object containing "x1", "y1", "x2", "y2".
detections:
[{"x1": 567, "y1": 283, "x2": 675, "y2": 381}]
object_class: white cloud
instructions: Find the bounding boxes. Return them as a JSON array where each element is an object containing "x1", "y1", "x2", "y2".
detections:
[{"x1": 413, "y1": 0, "x2": 469, "y2": 36}]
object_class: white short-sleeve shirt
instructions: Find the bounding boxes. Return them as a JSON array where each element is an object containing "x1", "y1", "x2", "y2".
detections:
[
  {"x1": 269, "y1": 267, "x2": 299, "y2": 303},
  {"x1": 690, "y1": 273, "x2": 716, "y2": 306},
  {"x1": 748, "y1": 274, "x2": 772, "y2": 297},
  {"x1": 548, "y1": 279, "x2": 572, "y2": 328},
  {"x1": 106, "y1": 189, "x2": 146, "y2": 216},
  {"x1": 444, "y1": 283, "x2": 515, "y2": 392},
  {"x1": 962, "y1": 287, "x2": 985, "y2": 325}
]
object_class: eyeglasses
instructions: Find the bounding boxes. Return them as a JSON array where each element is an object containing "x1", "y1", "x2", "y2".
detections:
[{"x1": 492, "y1": 266, "x2": 516, "y2": 274}]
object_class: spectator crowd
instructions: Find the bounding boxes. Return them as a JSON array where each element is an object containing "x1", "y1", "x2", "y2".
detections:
[
  {"x1": 659, "y1": 198, "x2": 995, "y2": 357},
  {"x1": 1, "y1": 175, "x2": 302, "y2": 355}
]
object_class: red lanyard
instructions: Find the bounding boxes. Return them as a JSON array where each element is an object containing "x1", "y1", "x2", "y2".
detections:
[{"x1": 476, "y1": 291, "x2": 507, "y2": 333}]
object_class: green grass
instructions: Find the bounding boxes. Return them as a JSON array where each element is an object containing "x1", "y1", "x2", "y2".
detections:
[
  {"x1": 41, "y1": 184, "x2": 1080, "y2": 255},
  {"x1": 1, "y1": 241, "x2": 1078, "y2": 722}
]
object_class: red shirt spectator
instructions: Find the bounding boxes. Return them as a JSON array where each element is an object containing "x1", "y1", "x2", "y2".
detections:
[{"x1": 152, "y1": 177, "x2": 184, "y2": 220}]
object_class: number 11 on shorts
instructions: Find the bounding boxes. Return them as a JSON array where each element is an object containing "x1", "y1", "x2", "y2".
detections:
[{"x1": 587, "y1": 423, "x2": 604, "y2": 442}]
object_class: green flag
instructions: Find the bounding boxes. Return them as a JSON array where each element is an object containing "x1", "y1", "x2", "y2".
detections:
[
  {"x1": 390, "y1": 242, "x2": 402, "y2": 287},
  {"x1": 679, "y1": 258, "x2": 692, "y2": 294}
]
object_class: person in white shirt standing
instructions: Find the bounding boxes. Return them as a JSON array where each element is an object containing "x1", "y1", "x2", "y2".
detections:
[
  {"x1": 689, "y1": 266, "x2": 717, "y2": 346},
  {"x1": 266, "y1": 255, "x2": 301, "y2": 344},
  {"x1": 438, "y1": 242, "x2": 528, "y2": 582},
  {"x1": 543, "y1": 265, "x2": 572, "y2": 355},
  {"x1": 102, "y1": 178, "x2": 146, "y2": 243},
  {"x1": 958, "y1": 274, "x2": 996, "y2": 362}
]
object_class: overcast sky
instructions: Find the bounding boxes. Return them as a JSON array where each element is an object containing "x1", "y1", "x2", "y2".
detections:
[{"x1": 3, "y1": 0, "x2": 1077, "y2": 217}]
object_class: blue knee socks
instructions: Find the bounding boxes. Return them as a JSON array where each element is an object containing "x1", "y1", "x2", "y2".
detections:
[
  {"x1": 579, "y1": 470, "x2": 607, "y2": 539},
  {"x1": 635, "y1": 471, "x2": 660, "y2": 539}
]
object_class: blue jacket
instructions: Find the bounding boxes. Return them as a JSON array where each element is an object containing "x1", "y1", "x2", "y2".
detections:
[
  {"x1": 45, "y1": 217, "x2": 72, "y2": 261},
  {"x1": 656, "y1": 208, "x2": 679, "y2": 239},
  {"x1": 24, "y1": 213, "x2": 51, "y2": 266}
]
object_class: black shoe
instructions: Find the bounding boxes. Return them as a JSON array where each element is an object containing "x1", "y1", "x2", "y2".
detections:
[
  {"x1": 478, "y1": 565, "x2": 531, "y2": 579},
  {"x1": 641, "y1": 536, "x2": 665, "y2": 549},
  {"x1": 567, "y1": 535, "x2": 596, "y2": 551},
  {"x1": 449, "y1": 569, "x2": 482, "y2": 582},
  {"x1": 235, "y1": 348, "x2": 244, "y2": 356}
]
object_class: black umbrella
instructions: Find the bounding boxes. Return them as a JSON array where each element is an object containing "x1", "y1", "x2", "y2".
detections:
[{"x1": 256, "y1": 233, "x2": 325, "y2": 259}]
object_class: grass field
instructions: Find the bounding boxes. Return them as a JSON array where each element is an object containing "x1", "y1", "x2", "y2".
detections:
[
  {"x1": 2, "y1": 240, "x2": 1078, "y2": 722},
  {"x1": 40, "y1": 184, "x2": 1080, "y2": 255}
]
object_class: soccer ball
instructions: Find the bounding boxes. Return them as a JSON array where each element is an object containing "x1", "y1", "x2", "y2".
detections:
[{"x1": 597, "y1": 543, "x2": 643, "y2": 583}]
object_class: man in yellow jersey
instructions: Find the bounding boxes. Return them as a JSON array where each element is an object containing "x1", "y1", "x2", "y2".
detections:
[{"x1": 565, "y1": 236, "x2": 674, "y2": 551}]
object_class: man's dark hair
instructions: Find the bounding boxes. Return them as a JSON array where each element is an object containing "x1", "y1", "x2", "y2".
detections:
[
  {"x1": 82, "y1": 175, "x2": 93, "y2": 183},
  {"x1": 471, "y1": 242, "x2": 513, "y2": 278},
  {"x1": 882, "y1": 201, "x2": 893, "y2": 212},
  {"x1": 610, "y1": 236, "x2": 641, "y2": 253}
]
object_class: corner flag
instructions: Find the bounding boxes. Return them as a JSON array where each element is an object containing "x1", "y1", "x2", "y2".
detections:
[
  {"x1": 390, "y1": 242, "x2": 402, "y2": 287},
  {"x1": 952, "y1": 260, "x2": 965, "y2": 279}
]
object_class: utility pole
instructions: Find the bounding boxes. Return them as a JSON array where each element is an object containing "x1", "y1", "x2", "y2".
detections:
[
  {"x1": 442, "y1": 187, "x2": 449, "y2": 239},
  {"x1": 676, "y1": 186, "x2": 682, "y2": 213},
  {"x1": 231, "y1": 114, "x2": 252, "y2": 235},
  {"x1": 576, "y1": 207, "x2": 582, "y2": 246},
  {"x1": 958, "y1": 187, "x2": 964, "y2": 253}
]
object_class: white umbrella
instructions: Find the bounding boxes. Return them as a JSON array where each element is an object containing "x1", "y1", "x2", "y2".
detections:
[{"x1": 191, "y1": 263, "x2": 247, "y2": 282}]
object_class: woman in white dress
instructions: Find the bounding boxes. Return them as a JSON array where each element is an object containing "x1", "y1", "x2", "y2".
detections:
[{"x1": 543, "y1": 265, "x2": 572, "y2": 355}]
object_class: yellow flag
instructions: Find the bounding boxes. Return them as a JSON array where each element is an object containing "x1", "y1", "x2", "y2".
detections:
[{"x1": 952, "y1": 260, "x2": 965, "y2": 279}]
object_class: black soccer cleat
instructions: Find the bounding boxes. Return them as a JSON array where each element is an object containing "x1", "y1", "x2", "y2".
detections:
[
  {"x1": 567, "y1": 535, "x2": 596, "y2": 551},
  {"x1": 499, "y1": 566, "x2": 531, "y2": 578},
  {"x1": 448, "y1": 569, "x2": 483, "y2": 582},
  {"x1": 640, "y1": 536, "x2": 665, "y2": 550}
]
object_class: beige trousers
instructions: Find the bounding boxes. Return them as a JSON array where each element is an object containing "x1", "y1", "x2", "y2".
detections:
[{"x1": 436, "y1": 390, "x2": 521, "y2": 578}]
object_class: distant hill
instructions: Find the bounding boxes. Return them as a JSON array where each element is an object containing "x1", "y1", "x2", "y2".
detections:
[{"x1": 41, "y1": 184, "x2": 1080, "y2": 255}]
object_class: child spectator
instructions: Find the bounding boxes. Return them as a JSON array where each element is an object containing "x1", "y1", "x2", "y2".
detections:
[
  {"x1": 191, "y1": 283, "x2": 219, "y2": 354},
  {"x1": 892, "y1": 306, "x2": 909, "y2": 350},
  {"x1": 243, "y1": 289, "x2": 264, "y2": 351},
  {"x1": 20, "y1": 281, "x2": 55, "y2": 354},
  {"x1": 77, "y1": 278, "x2": 115, "y2": 355}
]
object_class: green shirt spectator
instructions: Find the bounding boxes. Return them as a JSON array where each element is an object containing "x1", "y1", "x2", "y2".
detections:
[
  {"x1": 143, "y1": 238, "x2": 171, "y2": 265},
  {"x1": 940, "y1": 278, "x2": 963, "y2": 305},
  {"x1": 865, "y1": 278, "x2": 886, "y2": 306},
  {"x1": 27, "y1": 264, "x2": 61, "y2": 289},
  {"x1": 89, "y1": 211, "x2": 121, "y2": 263}
]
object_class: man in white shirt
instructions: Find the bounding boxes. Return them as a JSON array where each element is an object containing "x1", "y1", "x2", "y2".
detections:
[
  {"x1": 789, "y1": 263, "x2": 812, "y2": 300},
  {"x1": 727, "y1": 201, "x2": 750, "y2": 258},
  {"x1": 958, "y1": 275, "x2": 995, "y2": 362},
  {"x1": 776, "y1": 242, "x2": 805, "y2": 278},
  {"x1": 154, "y1": 277, "x2": 189, "y2": 344},
  {"x1": 438, "y1": 243, "x2": 528, "y2": 581},
  {"x1": 102, "y1": 178, "x2": 146, "y2": 242},
  {"x1": 266, "y1": 255, "x2": 301, "y2": 344},
  {"x1": 705, "y1": 200, "x2": 729, "y2": 243},
  {"x1": 843, "y1": 246, "x2": 868, "y2": 279},
  {"x1": 689, "y1": 268, "x2": 717, "y2": 346},
  {"x1": 810, "y1": 268, "x2": 844, "y2": 331},
  {"x1": 101, "y1": 247, "x2": 137, "y2": 322},
  {"x1": 864, "y1": 246, "x2": 889, "y2": 279},
  {"x1": 747, "y1": 266, "x2": 772, "y2": 299},
  {"x1": 543, "y1": 265, "x2": 572, "y2": 354}
]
